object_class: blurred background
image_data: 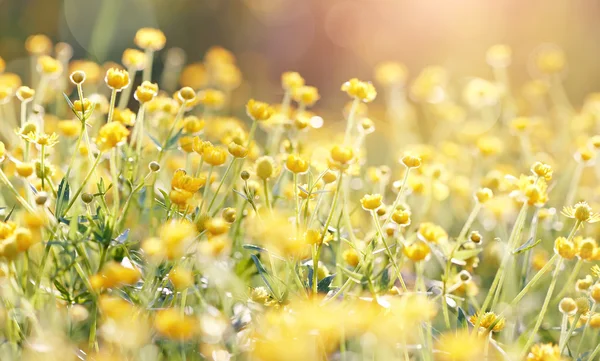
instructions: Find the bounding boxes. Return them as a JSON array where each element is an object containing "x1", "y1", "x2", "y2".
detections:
[{"x1": 1, "y1": 0, "x2": 599, "y2": 111}]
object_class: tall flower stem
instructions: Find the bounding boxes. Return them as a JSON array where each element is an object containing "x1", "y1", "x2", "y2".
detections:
[
  {"x1": 371, "y1": 210, "x2": 407, "y2": 291},
  {"x1": 143, "y1": 50, "x2": 154, "y2": 82},
  {"x1": 520, "y1": 258, "x2": 563, "y2": 358},
  {"x1": 63, "y1": 152, "x2": 104, "y2": 215},
  {"x1": 206, "y1": 159, "x2": 236, "y2": 213},
  {"x1": 106, "y1": 89, "x2": 117, "y2": 123},
  {"x1": 381, "y1": 167, "x2": 412, "y2": 230},
  {"x1": 343, "y1": 98, "x2": 359, "y2": 145}
]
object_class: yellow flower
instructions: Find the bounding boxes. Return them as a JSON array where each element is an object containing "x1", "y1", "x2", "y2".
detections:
[
  {"x1": 97, "y1": 122, "x2": 130, "y2": 150},
  {"x1": 463, "y1": 78, "x2": 500, "y2": 109},
  {"x1": 256, "y1": 156, "x2": 276, "y2": 180},
  {"x1": 122, "y1": 48, "x2": 147, "y2": 71},
  {"x1": 113, "y1": 108, "x2": 136, "y2": 126},
  {"x1": 403, "y1": 240, "x2": 430, "y2": 262},
  {"x1": 530, "y1": 161, "x2": 553, "y2": 180},
  {"x1": 282, "y1": 71, "x2": 305, "y2": 91},
  {"x1": 198, "y1": 88, "x2": 225, "y2": 109},
  {"x1": 202, "y1": 145, "x2": 228, "y2": 166},
  {"x1": 171, "y1": 169, "x2": 205, "y2": 193},
  {"x1": 21, "y1": 132, "x2": 59, "y2": 147},
  {"x1": 436, "y1": 330, "x2": 484, "y2": 361},
  {"x1": 330, "y1": 145, "x2": 354, "y2": 165},
  {"x1": 343, "y1": 249, "x2": 360, "y2": 267},
  {"x1": 16, "y1": 86, "x2": 35, "y2": 102},
  {"x1": 183, "y1": 116, "x2": 205, "y2": 134},
  {"x1": 374, "y1": 61, "x2": 408, "y2": 87},
  {"x1": 105, "y1": 67, "x2": 130, "y2": 91},
  {"x1": 360, "y1": 194, "x2": 382, "y2": 211},
  {"x1": 246, "y1": 99, "x2": 274, "y2": 121},
  {"x1": 168, "y1": 266, "x2": 194, "y2": 290},
  {"x1": 134, "y1": 81, "x2": 158, "y2": 103},
  {"x1": 535, "y1": 45, "x2": 565, "y2": 74},
  {"x1": 554, "y1": 237, "x2": 577, "y2": 260},
  {"x1": 37, "y1": 55, "x2": 63, "y2": 76},
  {"x1": 526, "y1": 343, "x2": 564, "y2": 361},
  {"x1": 417, "y1": 222, "x2": 448, "y2": 243},
  {"x1": 469, "y1": 311, "x2": 505, "y2": 332},
  {"x1": 400, "y1": 153, "x2": 422, "y2": 168},
  {"x1": 486, "y1": 44, "x2": 512, "y2": 68},
  {"x1": 154, "y1": 308, "x2": 196, "y2": 340},
  {"x1": 134, "y1": 27, "x2": 167, "y2": 51},
  {"x1": 285, "y1": 154, "x2": 309, "y2": 174},
  {"x1": 341, "y1": 78, "x2": 377, "y2": 103},
  {"x1": 292, "y1": 86, "x2": 320, "y2": 107},
  {"x1": 391, "y1": 209, "x2": 411, "y2": 226},
  {"x1": 475, "y1": 187, "x2": 493, "y2": 204},
  {"x1": 562, "y1": 202, "x2": 600, "y2": 223},
  {"x1": 25, "y1": 34, "x2": 52, "y2": 55}
]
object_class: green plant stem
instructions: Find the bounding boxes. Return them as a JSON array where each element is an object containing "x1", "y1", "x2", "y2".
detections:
[
  {"x1": 381, "y1": 167, "x2": 412, "y2": 230},
  {"x1": 343, "y1": 98, "x2": 359, "y2": 145},
  {"x1": 371, "y1": 210, "x2": 407, "y2": 291},
  {"x1": 118, "y1": 66, "x2": 135, "y2": 109},
  {"x1": 206, "y1": 159, "x2": 235, "y2": 213},
  {"x1": 575, "y1": 302, "x2": 597, "y2": 356},
  {"x1": 262, "y1": 178, "x2": 272, "y2": 214},
  {"x1": 0, "y1": 169, "x2": 35, "y2": 214},
  {"x1": 521, "y1": 257, "x2": 563, "y2": 358},
  {"x1": 554, "y1": 259, "x2": 583, "y2": 301},
  {"x1": 143, "y1": 50, "x2": 154, "y2": 82},
  {"x1": 560, "y1": 313, "x2": 581, "y2": 354},
  {"x1": 63, "y1": 152, "x2": 104, "y2": 215},
  {"x1": 107, "y1": 89, "x2": 117, "y2": 123}
]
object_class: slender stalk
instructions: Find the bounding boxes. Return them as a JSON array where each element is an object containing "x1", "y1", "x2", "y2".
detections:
[
  {"x1": 206, "y1": 159, "x2": 235, "y2": 213},
  {"x1": 371, "y1": 210, "x2": 407, "y2": 291},
  {"x1": 143, "y1": 50, "x2": 154, "y2": 82},
  {"x1": 560, "y1": 313, "x2": 580, "y2": 354},
  {"x1": 63, "y1": 152, "x2": 104, "y2": 215},
  {"x1": 381, "y1": 167, "x2": 412, "y2": 230},
  {"x1": 262, "y1": 178, "x2": 272, "y2": 214},
  {"x1": 118, "y1": 66, "x2": 136, "y2": 109},
  {"x1": 343, "y1": 98, "x2": 359, "y2": 145},
  {"x1": 107, "y1": 89, "x2": 117, "y2": 123},
  {"x1": 521, "y1": 258, "x2": 563, "y2": 358},
  {"x1": 575, "y1": 303, "x2": 597, "y2": 356}
]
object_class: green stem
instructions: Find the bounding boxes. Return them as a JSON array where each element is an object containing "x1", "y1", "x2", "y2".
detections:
[
  {"x1": 206, "y1": 159, "x2": 235, "y2": 213},
  {"x1": 63, "y1": 152, "x2": 104, "y2": 215},
  {"x1": 521, "y1": 257, "x2": 564, "y2": 358},
  {"x1": 371, "y1": 210, "x2": 407, "y2": 291},
  {"x1": 263, "y1": 178, "x2": 272, "y2": 214},
  {"x1": 343, "y1": 97, "x2": 359, "y2": 145},
  {"x1": 107, "y1": 89, "x2": 117, "y2": 123}
]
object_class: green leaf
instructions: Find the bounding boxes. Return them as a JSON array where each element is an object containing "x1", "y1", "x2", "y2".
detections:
[
  {"x1": 147, "y1": 132, "x2": 163, "y2": 150},
  {"x1": 317, "y1": 274, "x2": 336, "y2": 293},
  {"x1": 452, "y1": 248, "x2": 482, "y2": 261},
  {"x1": 513, "y1": 237, "x2": 542, "y2": 255},
  {"x1": 338, "y1": 265, "x2": 364, "y2": 283},
  {"x1": 243, "y1": 244, "x2": 268, "y2": 253},
  {"x1": 55, "y1": 177, "x2": 70, "y2": 218},
  {"x1": 3, "y1": 205, "x2": 16, "y2": 222},
  {"x1": 250, "y1": 254, "x2": 277, "y2": 298},
  {"x1": 457, "y1": 306, "x2": 468, "y2": 328}
]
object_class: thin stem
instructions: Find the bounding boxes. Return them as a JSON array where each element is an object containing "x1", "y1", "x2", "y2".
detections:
[
  {"x1": 560, "y1": 313, "x2": 580, "y2": 354},
  {"x1": 107, "y1": 89, "x2": 117, "y2": 123},
  {"x1": 262, "y1": 178, "x2": 272, "y2": 214},
  {"x1": 521, "y1": 258, "x2": 563, "y2": 358},
  {"x1": 371, "y1": 210, "x2": 407, "y2": 291},
  {"x1": 206, "y1": 159, "x2": 235, "y2": 213},
  {"x1": 63, "y1": 152, "x2": 104, "y2": 215},
  {"x1": 343, "y1": 98, "x2": 359, "y2": 145},
  {"x1": 381, "y1": 167, "x2": 412, "y2": 230},
  {"x1": 118, "y1": 66, "x2": 135, "y2": 109},
  {"x1": 143, "y1": 49, "x2": 154, "y2": 82}
]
